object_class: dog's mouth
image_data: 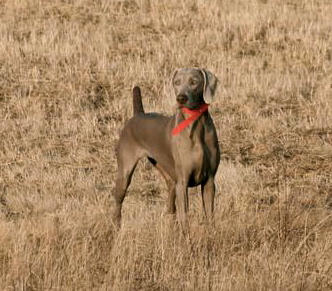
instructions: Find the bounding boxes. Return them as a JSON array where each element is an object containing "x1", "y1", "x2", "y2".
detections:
[{"x1": 177, "y1": 100, "x2": 202, "y2": 110}]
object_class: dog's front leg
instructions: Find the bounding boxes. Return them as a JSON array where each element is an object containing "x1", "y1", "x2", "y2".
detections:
[
  {"x1": 201, "y1": 176, "x2": 215, "y2": 221},
  {"x1": 175, "y1": 179, "x2": 189, "y2": 230}
]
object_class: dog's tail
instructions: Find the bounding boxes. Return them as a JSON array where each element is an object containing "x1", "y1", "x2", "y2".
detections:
[{"x1": 133, "y1": 86, "x2": 144, "y2": 115}]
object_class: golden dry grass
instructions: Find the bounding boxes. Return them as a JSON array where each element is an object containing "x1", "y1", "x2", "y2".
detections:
[{"x1": 1, "y1": 0, "x2": 332, "y2": 290}]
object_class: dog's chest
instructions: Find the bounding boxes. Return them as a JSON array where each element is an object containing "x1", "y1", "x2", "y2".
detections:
[
  {"x1": 189, "y1": 141, "x2": 209, "y2": 185},
  {"x1": 173, "y1": 135, "x2": 211, "y2": 186}
]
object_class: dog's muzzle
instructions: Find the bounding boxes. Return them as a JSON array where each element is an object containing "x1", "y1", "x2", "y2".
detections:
[{"x1": 176, "y1": 94, "x2": 188, "y2": 105}]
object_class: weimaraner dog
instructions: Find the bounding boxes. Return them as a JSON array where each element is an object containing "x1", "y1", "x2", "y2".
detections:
[{"x1": 113, "y1": 68, "x2": 220, "y2": 229}]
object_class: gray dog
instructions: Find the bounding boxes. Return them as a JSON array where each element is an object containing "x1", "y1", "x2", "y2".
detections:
[{"x1": 113, "y1": 68, "x2": 220, "y2": 229}]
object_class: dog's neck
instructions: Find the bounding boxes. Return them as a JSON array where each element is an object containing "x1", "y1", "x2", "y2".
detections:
[{"x1": 172, "y1": 104, "x2": 209, "y2": 136}]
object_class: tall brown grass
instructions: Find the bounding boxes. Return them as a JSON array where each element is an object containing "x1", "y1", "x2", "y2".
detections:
[{"x1": 1, "y1": 0, "x2": 332, "y2": 290}]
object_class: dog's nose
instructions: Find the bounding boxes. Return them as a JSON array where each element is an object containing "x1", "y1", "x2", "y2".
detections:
[{"x1": 176, "y1": 94, "x2": 188, "y2": 104}]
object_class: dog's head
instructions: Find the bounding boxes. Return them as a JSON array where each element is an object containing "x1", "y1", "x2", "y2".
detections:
[{"x1": 171, "y1": 68, "x2": 219, "y2": 109}]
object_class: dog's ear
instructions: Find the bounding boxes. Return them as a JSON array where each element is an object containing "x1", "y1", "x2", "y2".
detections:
[
  {"x1": 171, "y1": 68, "x2": 179, "y2": 96},
  {"x1": 200, "y1": 69, "x2": 219, "y2": 104}
]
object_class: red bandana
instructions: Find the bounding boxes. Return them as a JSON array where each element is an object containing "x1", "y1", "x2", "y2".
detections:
[{"x1": 172, "y1": 104, "x2": 209, "y2": 136}]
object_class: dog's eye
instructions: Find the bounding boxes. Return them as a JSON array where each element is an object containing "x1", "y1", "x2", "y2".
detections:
[
  {"x1": 174, "y1": 80, "x2": 180, "y2": 86},
  {"x1": 189, "y1": 79, "x2": 198, "y2": 86}
]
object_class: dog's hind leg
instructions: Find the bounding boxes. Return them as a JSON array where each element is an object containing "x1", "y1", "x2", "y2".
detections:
[{"x1": 112, "y1": 141, "x2": 141, "y2": 229}]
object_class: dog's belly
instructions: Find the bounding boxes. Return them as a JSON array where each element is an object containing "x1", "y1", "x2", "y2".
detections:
[{"x1": 148, "y1": 151, "x2": 208, "y2": 187}]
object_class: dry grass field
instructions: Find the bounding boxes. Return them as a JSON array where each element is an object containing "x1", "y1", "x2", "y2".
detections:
[{"x1": 0, "y1": 0, "x2": 332, "y2": 290}]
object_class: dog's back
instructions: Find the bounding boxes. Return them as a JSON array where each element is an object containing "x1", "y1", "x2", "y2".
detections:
[{"x1": 117, "y1": 87, "x2": 175, "y2": 178}]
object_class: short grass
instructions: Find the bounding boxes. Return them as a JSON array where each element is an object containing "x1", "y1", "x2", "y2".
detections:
[{"x1": 0, "y1": 0, "x2": 332, "y2": 290}]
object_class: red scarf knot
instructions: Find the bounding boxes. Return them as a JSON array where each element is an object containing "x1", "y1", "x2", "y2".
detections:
[{"x1": 172, "y1": 104, "x2": 209, "y2": 136}]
